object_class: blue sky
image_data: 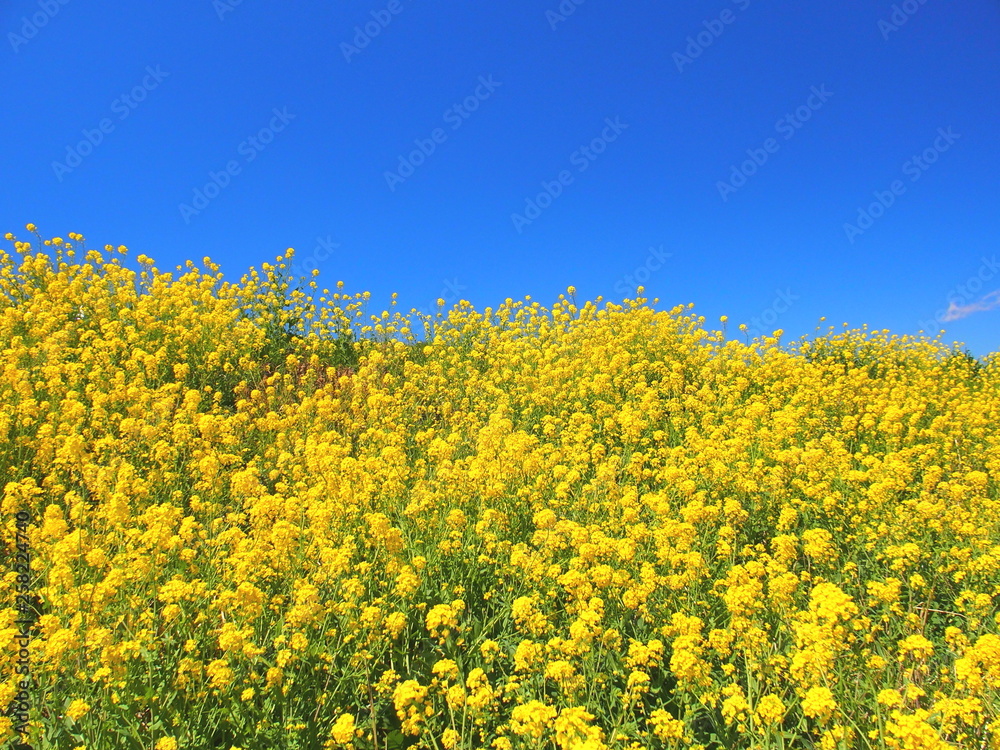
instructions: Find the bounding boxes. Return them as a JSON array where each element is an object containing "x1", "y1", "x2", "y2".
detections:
[{"x1": 2, "y1": 0, "x2": 998, "y2": 356}]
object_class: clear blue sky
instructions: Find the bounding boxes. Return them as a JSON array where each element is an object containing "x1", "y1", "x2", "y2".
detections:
[{"x1": 3, "y1": 0, "x2": 998, "y2": 355}]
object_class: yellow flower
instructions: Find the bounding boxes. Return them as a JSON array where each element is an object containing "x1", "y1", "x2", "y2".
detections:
[
  {"x1": 66, "y1": 699, "x2": 90, "y2": 721},
  {"x1": 480, "y1": 639, "x2": 502, "y2": 663},
  {"x1": 554, "y1": 706, "x2": 602, "y2": 750},
  {"x1": 154, "y1": 739, "x2": 179, "y2": 750},
  {"x1": 266, "y1": 667, "x2": 283, "y2": 689},
  {"x1": 514, "y1": 640, "x2": 544, "y2": 672},
  {"x1": 625, "y1": 638, "x2": 665, "y2": 669},
  {"x1": 648, "y1": 709, "x2": 685, "y2": 742},
  {"x1": 393, "y1": 680, "x2": 430, "y2": 735},
  {"x1": 754, "y1": 694, "x2": 786, "y2": 725},
  {"x1": 897, "y1": 634, "x2": 934, "y2": 662},
  {"x1": 801, "y1": 686, "x2": 837, "y2": 722},
  {"x1": 721, "y1": 686, "x2": 749, "y2": 726},
  {"x1": 802, "y1": 528, "x2": 836, "y2": 563},
  {"x1": 465, "y1": 668, "x2": 495, "y2": 710},
  {"x1": 625, "y1": 669, "x2": 652, "y2": 701},
  {"x1": 877, "y1": 689, "x2": 903, "y2": 708},
  {"x1": 884, "y1": 709, "x2": 947, "y2": 750},
  {"x1": 425, "y1": 601, "x2": 463, "y2": 640},
  {"x1": 510, "y1": 700, "x2": 557, "y2": 739},
  {"x1": 432, "y1": 659, "x2": 460, "y2": 682},
  {"x1": 329, "y1": 714, "x2": 356, "y2": 746},
  {"x1": 206, "y1": 659, "x2": 234, "y2": 690},
  {"x1": 511, "y1": 596, "x2": 549, "y2": 636},
  {"x1": 544, "y1": 659, "x2": 575, "y2": 681}
]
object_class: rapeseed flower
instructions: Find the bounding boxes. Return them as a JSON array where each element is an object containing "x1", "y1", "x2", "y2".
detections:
[{"x1": 2, "y1": 230, "x2": 997, "y2": 749}]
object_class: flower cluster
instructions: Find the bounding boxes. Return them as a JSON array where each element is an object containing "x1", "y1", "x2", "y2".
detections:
[{"x1": 1, "y1": 227, "x2": 997, "y2": 749}]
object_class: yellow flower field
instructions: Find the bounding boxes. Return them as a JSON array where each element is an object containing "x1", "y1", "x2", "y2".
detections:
[{"x1": 1, "y1": 228, "x2": 998, "y2": 749}]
